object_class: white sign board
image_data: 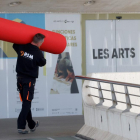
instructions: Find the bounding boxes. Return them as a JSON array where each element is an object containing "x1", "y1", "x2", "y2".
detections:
[
  {"x1": 86, "y1": 20, "x2": 116, "y2": 74},
  {"x1": 45, "y1": 14, "x2": 82, "y2": 116},
  {"x1": 86, "y1": 20, "x2": 139, "y2": 74},
  {"x1": 116, "y1": 20, "x2": 139, "y2": 72},
  {"x1": 0, "y1": 58, "x2": 8, "y2": 118}
]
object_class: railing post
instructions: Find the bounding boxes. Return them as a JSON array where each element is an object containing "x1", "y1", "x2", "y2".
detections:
[
  {"x1": 123, "y1": 86, "x2": 132, "y2": 112},
  {"x1": 97, "y1": 82, "x2": 104, "y2": 105},
  {"x1": 110, "y1": 84, "x2": 117, "y2": 109}
]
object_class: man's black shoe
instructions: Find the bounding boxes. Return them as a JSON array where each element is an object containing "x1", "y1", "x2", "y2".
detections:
[
  {"x1": 18, "y1": 129, "x2": 29, "y2": 134},
  {"x1": 30, "y1": 120, "x2": 39, "y2": 132}
]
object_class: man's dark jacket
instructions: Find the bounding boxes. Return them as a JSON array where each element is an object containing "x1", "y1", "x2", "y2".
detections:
[{"x1": 13, "y1": 43, "x2": 46, "y2": 78}]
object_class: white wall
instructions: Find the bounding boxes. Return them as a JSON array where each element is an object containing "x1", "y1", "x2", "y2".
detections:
[{"x1": 77, "y1": 73, "x2": 140, "y2": 140}]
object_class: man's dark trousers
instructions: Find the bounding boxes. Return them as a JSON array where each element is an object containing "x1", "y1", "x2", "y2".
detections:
[{"x1": 17, "y1": 77, "x2": 36, "y2": 129}]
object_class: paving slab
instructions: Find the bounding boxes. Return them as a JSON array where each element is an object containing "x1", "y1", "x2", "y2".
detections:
[
  {"x1": 14, "y1": 136, "x2": 84, "y2": 140},
  {"x1": 0, "y1": 115, "x2": 84, "y2": 140}
]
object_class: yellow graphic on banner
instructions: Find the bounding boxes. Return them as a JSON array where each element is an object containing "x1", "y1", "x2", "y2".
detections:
[{"x1": 0, "y1": 18, "x2": 25, "y2": 58}]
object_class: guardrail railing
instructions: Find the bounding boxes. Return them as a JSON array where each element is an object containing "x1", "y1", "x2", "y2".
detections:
[{"x1": 75, "y1": 76, "x2": 140, "y2": 111}]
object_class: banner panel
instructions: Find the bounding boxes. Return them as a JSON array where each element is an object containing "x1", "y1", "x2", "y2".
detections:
[
  {"x1": 116, "y1": 20, "x2": 140, "y2": 72},
  {"x1": 0, "y1": 13, "x2": 47, "y2": 118},
  {"x1": 45, "y1": 14, "x2": 82, "y2": 116},
  {"x1": 0, "y1": 58, "x2": 8, "y2": 118},
  {"x1": 86, "y1": 20, "x2": 116, "y2": 74}
]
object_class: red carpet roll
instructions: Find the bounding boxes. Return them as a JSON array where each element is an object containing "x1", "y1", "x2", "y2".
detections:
[{"x1": 0, "y1": 17, "x2": 66, "y2": 54}]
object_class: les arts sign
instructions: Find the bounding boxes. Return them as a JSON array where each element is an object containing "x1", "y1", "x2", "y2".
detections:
[{"x1": 93, "y1": 48, "x2": 135, "y2": 59}]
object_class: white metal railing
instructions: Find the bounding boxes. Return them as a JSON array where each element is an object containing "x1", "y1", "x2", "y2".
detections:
[{"x1": 76, "y1": 76, "x2": 140, "y2": 111}]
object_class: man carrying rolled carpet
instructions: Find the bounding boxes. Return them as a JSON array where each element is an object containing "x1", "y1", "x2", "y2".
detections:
[{"x1": 13, "y1": 33, "x2": 46, "y2": 134}]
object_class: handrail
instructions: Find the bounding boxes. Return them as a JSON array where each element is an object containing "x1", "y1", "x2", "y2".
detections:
[
  {"x1": 75, "y1": 76, "x2": 140, "y2": 88},
  {"x1": 86, "y1": 85, "x2": 140, "y2": 97},
  {"x1": 89, "y1": 94, "x2": 140, "y2": 107},
  {"x1": 75, "y1": 75, "x2": 140, "y2": 110}
]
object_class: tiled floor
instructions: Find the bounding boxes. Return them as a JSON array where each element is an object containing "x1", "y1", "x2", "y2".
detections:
[
  {"x1": 15, "y1": 136, "x2": 84, "y2": 140},
  {"x1": 0, "y1": 115, "x2": 84, "y2": 140}
]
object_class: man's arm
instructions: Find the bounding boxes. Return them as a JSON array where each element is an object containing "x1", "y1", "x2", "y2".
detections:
[
  {"x1": 13, "y1": 44, "x2": 19, "y2": 54},
  {"x1": 36, "y1": 51, "x2": 46, "y2": 67}
]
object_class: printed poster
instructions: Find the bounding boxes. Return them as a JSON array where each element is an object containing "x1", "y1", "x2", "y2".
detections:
[
  {"x1": 0, "y1": 13, "x2": 47, "y2": 118},
  {"x1": 45, "y1": 14, "x2": 82, "y2": 116}
]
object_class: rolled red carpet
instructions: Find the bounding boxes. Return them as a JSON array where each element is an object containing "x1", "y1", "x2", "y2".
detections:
[{"x1": 0, "y1": 17, "x2": 66, "y2": 54}]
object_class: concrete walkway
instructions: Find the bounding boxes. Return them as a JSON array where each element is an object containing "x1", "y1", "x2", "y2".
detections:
[{"x1": 0, "y1": 115, "x2": 84, "y2": 140}]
